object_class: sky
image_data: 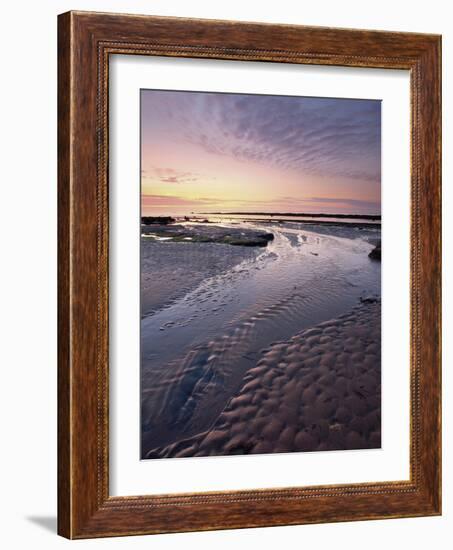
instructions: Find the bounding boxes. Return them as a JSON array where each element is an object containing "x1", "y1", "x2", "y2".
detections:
[{"x1": 141, "y1": 90, "x2": 381, "y2": 216}]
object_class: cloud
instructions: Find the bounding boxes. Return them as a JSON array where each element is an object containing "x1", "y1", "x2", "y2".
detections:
[
  {"x1": 142, "y1": 194, "x2": 214, "y2": 208},
  {"x1": 142, "y1": 194, "x2": 261, "y2": 208},
  {"x1": 141, "y1": 194, "x2": 380, "y2": 214},
  {"x1": 142, "y1": 167, "x2": 205, "y2": 185},
  {"x1": 142, "y1": 91, "x2": 381, "y2": 184}
]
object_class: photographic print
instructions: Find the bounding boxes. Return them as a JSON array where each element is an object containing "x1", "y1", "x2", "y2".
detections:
[{"x1": 140, "y1": 90, "x2": 382, "y2": 460}]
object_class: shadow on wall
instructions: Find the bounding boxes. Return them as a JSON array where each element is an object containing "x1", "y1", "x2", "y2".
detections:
[{"x1": 26, "y1": 516, "x2": 57, "y2": 534}]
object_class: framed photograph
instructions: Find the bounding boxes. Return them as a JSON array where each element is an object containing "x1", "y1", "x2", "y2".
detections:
[{"x1": 58, "y1": 11, "x2": 441, "y2": 538}]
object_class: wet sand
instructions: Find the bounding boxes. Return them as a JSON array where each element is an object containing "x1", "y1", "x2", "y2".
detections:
[
  {"x1": 141, "y1": 219, "x2": 381, "y2": 458},
  {"x1": 145, "y1": 299, "x2": 381, "y2": 458},
  {"x1": 141, "y1": 240, "x2": 261, "y2": 317}
]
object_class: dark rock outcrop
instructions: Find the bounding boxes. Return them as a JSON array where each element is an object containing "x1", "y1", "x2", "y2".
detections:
[
  {"x1": 142, "y1": 216, "x2": 175, "y2": 225},
  {"x1": 141, "y1": 223, "x2": 275, "y2": 247},
  {"x1": 368, "y1": 242, "x2": 381, "y2": 261}
]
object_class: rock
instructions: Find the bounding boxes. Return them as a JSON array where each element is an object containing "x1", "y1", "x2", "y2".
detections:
[
  {"x1": 368, "y1": 242, "x2": 381, "y2": 260},
  {"x1": 141, "y1": 216, "x2": 175, "y2": 225},
  {"x1": 142, "y1": 223, "x2": 275, "y2": 247}
]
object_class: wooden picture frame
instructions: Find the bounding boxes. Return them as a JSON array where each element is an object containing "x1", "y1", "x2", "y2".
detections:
[{"x1": 58, "y1": 10, "x2": 441, "y2": 539}]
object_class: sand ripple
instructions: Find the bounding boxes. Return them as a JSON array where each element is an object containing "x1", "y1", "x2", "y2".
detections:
[{"x1": 145, "y1": 300, "x2": 381, "y2": 458}]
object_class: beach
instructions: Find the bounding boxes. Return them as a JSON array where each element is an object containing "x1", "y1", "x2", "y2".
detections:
[
  {"x1": 141, "y1": 240, "x2": 261, "y2": 317},
  {"x1": 145, "y1": 299, "x2": 381, "y2": 458},
  {"x1": 140, "y1": 217, "x2": 381, "y2": 458}
]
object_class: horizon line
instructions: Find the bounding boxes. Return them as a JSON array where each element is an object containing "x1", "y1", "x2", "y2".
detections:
[{"x1": 194, "y1": 211, "x2": 381, "y2": 220}]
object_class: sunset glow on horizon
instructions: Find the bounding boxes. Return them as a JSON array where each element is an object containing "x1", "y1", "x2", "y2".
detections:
[{"x1": 141, "y1": 90, "x2": 381, "y2": 217}]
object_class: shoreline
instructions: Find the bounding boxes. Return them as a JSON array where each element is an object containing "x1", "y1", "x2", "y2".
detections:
[
  {"x1": 223, "y1": 217, "x2": 381, "y2": 229},
  {"x1": 141, "y1": 215, "x2": 381, "y2": 231}
]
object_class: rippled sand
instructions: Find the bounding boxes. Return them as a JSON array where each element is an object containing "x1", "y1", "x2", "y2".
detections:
[
  {"x1": 141, "y1": 240, "x2": 260, "y2": 317},
  {"x1": 145, "y1": 300, "x2": 381, "y2": 458}
]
